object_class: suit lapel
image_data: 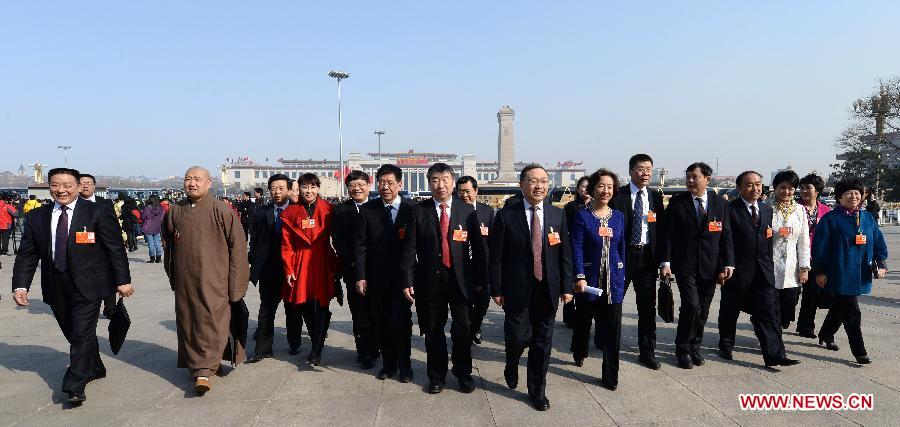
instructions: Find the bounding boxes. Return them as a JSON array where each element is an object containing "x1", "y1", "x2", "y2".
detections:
[
  {"x1": 67, "y1": 200, "x2": 88, "y2": 249},
  {"x1": 685, "y1": 194, "x2": 702, "y2": 230},
  {"x1": 426, "y1": 198, "x2": 440, "y2": 234},
  {"x1": 41, "y1": 205, "x2": 53, "y2": 259}
]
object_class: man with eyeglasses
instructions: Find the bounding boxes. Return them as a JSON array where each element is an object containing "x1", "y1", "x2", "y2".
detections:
[
  {"x1": 488, "y1": 164, "x2": 574, "y2": 411},
  {"x1": 610, "y1": 154, "x2": 666, "y2": 370},
  {"x1": 332, "y1": 170, "x2": 376, "y2": 368},
  {"x1": 456, "y1": 175, "x2": 495, "y2": 345},
  {"x1": 354, "y1": 164, "x2": 416, "y2": 382}
]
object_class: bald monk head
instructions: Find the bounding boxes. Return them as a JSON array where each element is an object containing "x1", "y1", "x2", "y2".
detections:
[{"x1": 183, "y1": 166, "x2": 212, "y2": 202}]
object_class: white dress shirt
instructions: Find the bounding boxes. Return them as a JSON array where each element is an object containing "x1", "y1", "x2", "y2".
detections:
[
  {"x1": 694, "y1": 192, "x2": 709, "y2": 219},
  {"x1": 523, "y1": 199, "x2": 544, "y2": 233},
  {"x1": 51, "y1": 198, "x2": 79, "y2": 259},
  {"x1": 383, "y1": 197, "x2": 402, "y2": 223},
  {"x1": 434, "y1": 197, "x2": 453, "y2": 221},
  {"x1": 741, "y1": 198, "x2": 759, "y2": 218},
  {"x1": 630, "y1": 182, "x2": 650, "y2": 245}
]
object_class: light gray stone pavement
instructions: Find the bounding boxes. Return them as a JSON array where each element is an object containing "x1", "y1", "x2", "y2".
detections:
[{"x1": 2, "y1": 228, "x2": 899, "y2": 426}]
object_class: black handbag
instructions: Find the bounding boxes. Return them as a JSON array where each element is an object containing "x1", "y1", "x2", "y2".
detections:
[{"x1": 657, "y1": 276, "x2": 675, "y2": 323}]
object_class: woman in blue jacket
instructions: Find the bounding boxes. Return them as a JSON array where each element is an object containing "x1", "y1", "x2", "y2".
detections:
[
  {"x1": 812, "y1": 178, "x2": 888, "y2": 365},
  {"x1": 570, "y1": 168, "x2": 626, "y2": 390}
]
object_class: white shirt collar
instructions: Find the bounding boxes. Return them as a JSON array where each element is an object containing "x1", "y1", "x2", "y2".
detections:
[
  {"x1": 741, "y1": 197, "x2": 758, "y2": 210},
  {"x1": 630, "y1": 182, "x2": 646, "y2": 196},
  {"x1": 691, "y1": 191, "x2": 708, "y2": 203},
  {"x1": 524, "y1": 199, "x2": 542, "y2": 211},
  {"x1": 435, "y1": 197, "x2": 452, "y2": 209},
  {"x1": 383, "y1": 197, "x2": 402, "y2": 210},
  {"x1": 274, "y1": 201, "x2": 289, "y2": 210},
  {"x1": 54, "y1": 198, "x2": 78, "y2": 212},
  {"x1": 82, "y1": 195, "x2": 97, "y2": 202}
]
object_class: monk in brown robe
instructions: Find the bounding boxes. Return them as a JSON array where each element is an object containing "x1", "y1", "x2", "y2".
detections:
[{"x1": 163, "y1": 166, "x2": 249, "y2": 394}]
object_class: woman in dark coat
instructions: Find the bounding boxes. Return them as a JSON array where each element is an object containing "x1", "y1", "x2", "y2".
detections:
[
  {"x1": 570, "y1": 169, "x2": 626, "y2": 390},
  {"x1": 812, "y1": 178, "x2": 888, "y2": 364},
  {"x1": 562, "y1": 175, "x2": 591, "y2": 329},
  {"x1": 119, "y1": 195, "x2": 139, "y2": 252}
]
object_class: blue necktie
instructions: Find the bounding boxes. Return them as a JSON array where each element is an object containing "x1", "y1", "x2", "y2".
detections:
[
  {"x1": 54, "y1": 205, "x2": 69, "y2": 272},
  {"x1": 631, "y1": 189, "x2": 643, "y2": 245},
  {"x1": 275, "y1": 207, "x2": 283, "y2": 232},
  {"x1": 385, "y1": 205, "x2": 395, "y2": 224}
]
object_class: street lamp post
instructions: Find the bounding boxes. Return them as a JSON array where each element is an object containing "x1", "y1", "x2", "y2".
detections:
[
  {"x1": 374, "y1": 130, "x2": 385, "y2": 165},
  {"x1": 329, "y1": 70, "x2": 350, "y2": 198},
  {"x1": 57, "y1": 145, "x2": 72, "y2": 167}
]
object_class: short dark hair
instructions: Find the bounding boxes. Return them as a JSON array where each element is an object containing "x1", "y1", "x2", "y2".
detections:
[
  {"x1": 576, "y1": 175, "x2": 590, "y2": 187},
  {"x1": 29, "y1": 195, "x2": 36, "y2": 200},
  {"x1": 685, "y1": 162, "x2": 713, "y2": 177},
  {"x1": 628, "y1": 154, "x2": 654, "y2": 170},
  {"x1": 376, "y1": 164, "x2": 403, "y2": 182},
  {"x1": 48, "y1": 168, "x2": 80, "y2": 181},
  {"x1": 772, "y1": 170, "x2": 800, "y2": 189},
  {"x1": 799, "y1": 173, "x2": 825, "y2": 195},
  {"x1": 833, "y1": 178, "x2": 865, "y2": 200},
  {"x1": 147, "y1": 194, "x2": 160, "y2": 206},
  {"x1": 345, "y1": 170, "x2": 370, "y2": 186},
  {"x1": 456, "y1": 175, "x2": 478, "y2": 189},
  {"x1": 519, "y1": 164, "x2": 547, "y2": 182},
  {"x1": 243, "y1": 191, "x2": 251, "y2": 197},
  {"x1": 268, "y1": 173, "x2": 290, "y2": 190},
  {"x1": 298, "y1": 173, "x2": 320, "y2": 187},
  {"x1": 587, "y1": 168, "x2": 620, "y2": 198},
  {"x1": 254, "y1": 187, "x2": 264, "y2": 195},
  {"x1": 78, "y1": 173, "x2": 96, "y2": 184},
  {"x1": 426, "y1": 162, "x2": 455, "y2": 180},
  {"x1": 736, "y1": 170, "x2": 763, "y2": 186}
]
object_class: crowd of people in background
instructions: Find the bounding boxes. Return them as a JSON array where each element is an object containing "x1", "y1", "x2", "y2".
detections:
[{"x1": 5, "y1": 156, "x2": 891, "y2": 411}]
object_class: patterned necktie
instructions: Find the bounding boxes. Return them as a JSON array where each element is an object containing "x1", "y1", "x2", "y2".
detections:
[
  {"x1": 531, "y1": 205, "x2": 543, "y2": 282},
  {"x1": 54, "y1": 205, "x2": 69, "y2": 272},
  {"x1": 385, "y1": 205, "x2": 395, "y2": 224},
  {"x1": 695, "y1": 197, "x2": 706, "y2": 222},
  {"x1": 440, "y1": 203, "x2": 451, "y2": 268},
  {"x1": 632, "y1": 189, "x2": 644, "y2": 245},
  {"x1": 750, "y1": 204, "x2": 759, "y2": 227},
  {"x1": 275, "y1": 207, "x2": 283, "y2": 232}
]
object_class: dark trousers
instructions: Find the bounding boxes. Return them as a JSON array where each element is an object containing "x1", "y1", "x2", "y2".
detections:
[
  {"x1": 571, "y1": 297, "x2": 622, "y2": 386},
  {"x1": 674, "y1": 273, "x2": 716, "y2": 355},
  {"x1": 717, "y1": 269, "x2": 786, "y2": 363},
  {"x1": 123, "y1": 226, "x2": 137, "y2": 250},
  {"x1": 796, "y1": 275, "x2": 830, "y2": 334},
  {"x1": 422, "y1": 268, "x2": 472, "y2": 384},
  {"x1": 777, "y1": 287, "x2": 801, "y2": 326},
  {"x1": 254, "y1": 274, "x2": 303, "y2": 355},
  {"x1": 504, "y1": 280, "x2": 555, "y2": 400},
  {"x1": 0, "y1": 228, "x2": 11, "y2": 254},
  {"x1": 819, "y1": 295, "x2": 867, "y2": 356},
  {"x1": 346, "y1": 277, "x2": 376, "y2": 361},
  {"x1": 49, "y1": 269, "x2": 106, "y2": 394},
  {"x1": 367, "y1": 281, "x2": 412, "y2": 371},
  {"x1": 626, "y1": 246, "x2": 658, "y2": 356},
  {"x1": 468, "y1": 283, "x2": 491, "y2": 337}
]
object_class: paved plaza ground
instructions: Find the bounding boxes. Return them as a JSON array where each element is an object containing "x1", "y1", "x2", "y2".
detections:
[{"x1": 2, "y1": 228, "x2": 899, "y2": 426}]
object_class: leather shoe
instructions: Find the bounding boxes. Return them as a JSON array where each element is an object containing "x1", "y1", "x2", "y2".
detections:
[
  {"x1": 676, "y1": 353, "x2": 693, "y2": 369},
  {"x1": 458, "y1": 375, "x2": 476, "y2": 393},
  {"x1": 601, "y1": 380, "x2": 617, "y2": 391},
  {"x1": 360, "y1": 357, "x2": 377, "y2": 370},
  {"x1": 719, "y1": 346, "x2": 733, "y2": 360},
  {"x1": 503, "y1": 363, "x2": 518, "y2": 389},
  {"x1": 194, "y1": 376, "x2": 211, "y2": 393},
  {"x1": 855, "y1": 355, "x2": 872, "y2": 365},
  {"x1": 427, "y1": 382, "x2": 444, "y2": 394},
  {"x1": 66, "y1": 391, "x2": 86, "y2": 405},
  {"x1": 690, "y1": 350, "x2": 705, "y2": 366},
  {"x1": 398, "y1": 368, "x2": 414, "y2": 383},
  {"x1": 765, "y1": 357, "x2": 801, "y2": 368},
  {"x1": 245, "y1": 353, "x2": 273, "y2": 363},
  {"x1": 288, "y1": 346, "x2": 302, "y2": 356},
  {"x1": 639, "y1": 354, "x2": 660, "y2": 370},
  {"x1": 797, "y1": 330, "x2": 817, "y2": 339},
  {"x1": 530, "y1": 396, "x2": 550, "y2": 411},
  {"x1": 574, "y1": 357, "x2": 584, "y2": 367},
  {"x1": 819, "y1": 338, "x2": 839, "y2": 351},
  {"x1": 376, "y1": 368, "x2": 396, "y2": 380},
  {"x1": 472, "y1": 330, "x2": 482, "y2": 345}
]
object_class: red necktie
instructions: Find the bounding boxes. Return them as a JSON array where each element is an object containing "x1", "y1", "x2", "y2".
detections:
[
  {"x1": 440, "y1": 203, "x2": 451, "y2": 268},
  {"x1": 531, "y1": 205, "x2": 543, "y2": 281}
]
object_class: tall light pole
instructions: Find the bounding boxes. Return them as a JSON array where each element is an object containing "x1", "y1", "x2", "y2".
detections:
[
  {"x1": 374, "y1": 130, "x2": 385, "y2": 165},
  {"x1": 329, "y1": 70, "x2": 350, "y2": 198},
  {"x1": 57, "y1": 145, "x2": 72, "y2": 167}
]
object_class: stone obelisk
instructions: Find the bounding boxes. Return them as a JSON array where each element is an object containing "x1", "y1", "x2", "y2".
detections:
[{"x1": 495, "y1": 106, "x2": 517, "y2": 183}]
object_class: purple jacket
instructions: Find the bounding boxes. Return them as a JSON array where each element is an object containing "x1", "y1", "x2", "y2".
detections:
[{"x1": 141, "y1": 205, "x2": 165, "y2": 235}]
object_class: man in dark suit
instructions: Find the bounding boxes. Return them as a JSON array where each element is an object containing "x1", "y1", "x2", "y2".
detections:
[
  {"x1": 355, "y1": 164, "x2": 416, "y2": 383},
  {"x1": 456, "y1": 175, "x2": 495, "y2": 345},
  {"x1": 660, "y1": 162, "x2": 734, "y2": 369},
  {"x1": 719, "y1": 171, "x2": 800, "y2": 368},
  {"x1": 78, "y1": 173, "x2": 118, "y2": 319},
  {"x1": 401, "y1": 164, "x2": 478, "y2": 394},
  {"x1": 332, "y1": 170, "x2": 376, "y2": 368},
  {"x1": 12, "y1": 167, "x2": 134, "y2": 405},
  {"x1": 237, "y1": 191, "x2": 255, "y2": 242},
  {"x1": 610, "y1": 154, "x2": 666, "y2": 370},
  {"x1": 489, "y1": 164, "x2": 574, "y2": 411},
  {"x1": 246, "y1": 174, "x2": 303, "y2": 363}
]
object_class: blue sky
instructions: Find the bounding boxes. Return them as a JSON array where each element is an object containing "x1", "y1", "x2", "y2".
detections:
[{"x1": 2, "y1": 1, "x2": 899, "y2": 179}]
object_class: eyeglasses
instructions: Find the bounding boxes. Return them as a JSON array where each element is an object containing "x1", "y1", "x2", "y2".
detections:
[
  {"x1": 633, "y1": 168, "x2": 653, "y2": 174},
  {"x1": 377, "y1": 180, "x2": 399, "y2": 188},
  {"x1": 522, "y1": 178, "x2": 549, "y2": 185},
  {"x1": 347, "y1": 183, "x2": 368, "y2": 190}
]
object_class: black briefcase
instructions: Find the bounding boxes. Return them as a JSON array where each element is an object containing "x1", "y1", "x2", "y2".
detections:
[
  {"x1": 108, "y1": 298, "x2": 131, "y2": 355},
  {"x1": 657, "y1": 276, "x2": 675, "y2": 323}
]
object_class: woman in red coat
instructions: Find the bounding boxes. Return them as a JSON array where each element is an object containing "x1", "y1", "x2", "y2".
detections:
[{"x1": 281, "y1": 173, "x2": 339, "y2": 366}]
